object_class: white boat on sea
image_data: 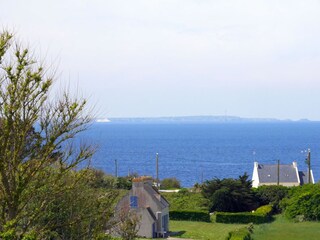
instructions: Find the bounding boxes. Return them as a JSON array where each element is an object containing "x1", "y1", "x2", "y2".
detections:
[{"x1": 95, "y1": 118, "x2": 111, "y2": 123}]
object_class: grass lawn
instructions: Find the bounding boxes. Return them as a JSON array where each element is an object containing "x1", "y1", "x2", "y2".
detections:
[
  {"x1": 252, "y1": 215, "x2": 320, "y2": 240},
  {"x1": 170, "y1": 220, "x2": 247, "y2": 240}
]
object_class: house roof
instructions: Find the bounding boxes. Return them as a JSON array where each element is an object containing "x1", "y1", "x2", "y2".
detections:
[
  {"x1": 257, "y1": 163, "x2": 298, "y2": 183},
  {"x1": 144, "y1": 183, "x2": 169, "y2": 209}
]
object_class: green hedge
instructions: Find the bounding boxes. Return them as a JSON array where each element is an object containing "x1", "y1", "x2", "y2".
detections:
[
  {"x1": 216, "y1": 205, "x2": 272, "y2": 224},
  {"x1": 169, "y1": 210, "x2": 210, "y2": 222}
]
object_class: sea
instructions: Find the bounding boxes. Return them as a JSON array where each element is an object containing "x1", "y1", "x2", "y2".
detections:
[{"x1": 79, "y1": 122, "x2": 320, "y2": 187}]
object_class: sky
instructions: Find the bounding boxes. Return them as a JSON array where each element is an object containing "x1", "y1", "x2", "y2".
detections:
[{"x1": 1, "y1": 0, "x2": 320, "y2": 120}]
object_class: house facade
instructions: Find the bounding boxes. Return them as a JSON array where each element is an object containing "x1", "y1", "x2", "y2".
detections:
[
  {"x1": 116, "y1": 176, "x2": 169, "y2": 238},
  {"x1": 252, "y1": 161, "x2": 314, "y2": 188}
]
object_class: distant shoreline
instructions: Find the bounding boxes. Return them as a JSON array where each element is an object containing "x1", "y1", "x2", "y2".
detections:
[{"x1": 95, "y1": 116, "x2": 317, "y2": 124}]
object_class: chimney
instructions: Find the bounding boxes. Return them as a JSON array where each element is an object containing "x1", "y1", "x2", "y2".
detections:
[{"x1": 132, "y1": 176, "x2": 153, "y2": 189}]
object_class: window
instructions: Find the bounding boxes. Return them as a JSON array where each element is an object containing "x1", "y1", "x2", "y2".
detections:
[{"x1": 130, "y1": 196, "x2": 138, "y2": 208}]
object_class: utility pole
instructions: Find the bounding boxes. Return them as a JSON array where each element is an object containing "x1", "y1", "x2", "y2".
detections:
[
  {"x1": 306, "y1": 149, "x2": 311, "y2": 183},
  {"x1": 156, "y1": 153, "x2": 159, "y2": 188},
  {"x1": 201, "y1": 170, "x2": 204, "y2": 184},
  {"x1": 277, "y1": 160, "x2": 280, "y2": 186},
  {"x1": 115, "y1": 159, "x2": 118, "y2": 177}
]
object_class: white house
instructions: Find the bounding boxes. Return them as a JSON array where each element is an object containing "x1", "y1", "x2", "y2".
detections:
[{"x1": 252, "y1": 161, "x2": 314, "y2": 188}]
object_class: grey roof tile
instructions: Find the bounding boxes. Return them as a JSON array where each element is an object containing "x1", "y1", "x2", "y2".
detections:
[{"x1": 258, "y1": 164, "x2": 298, "y2": 183}]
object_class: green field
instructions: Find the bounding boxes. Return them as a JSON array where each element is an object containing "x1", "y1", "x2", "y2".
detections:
[
  {"x1": 170, "y1": 220, "x2": 247, "y2": 240},
  {"x1": 252, "y1": 215, "x2": 320, "y2": 240}
]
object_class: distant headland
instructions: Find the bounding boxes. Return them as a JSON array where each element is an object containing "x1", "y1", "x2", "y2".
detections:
[{"x1": 95, "y1": 116, "x2": 316, "y2": 124}]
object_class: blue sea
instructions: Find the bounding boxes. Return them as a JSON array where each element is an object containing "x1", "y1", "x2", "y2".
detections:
[{"x1": 80, "y1": 122, "x2": 320, "y2": 187}]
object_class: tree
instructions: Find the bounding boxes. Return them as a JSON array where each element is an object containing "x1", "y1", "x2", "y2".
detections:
[
  {"x1": 0, "y1": 30, "x2": 95, "y2": 238},
  {"x1": 201, "y1": 173, "x2": 257, "y2": 212},
  {"x1": 160, "y1": 177, "x2": 181, "y2": 189},
  {"x1": 28, "y1": 169, "x2": 118, "y2": 239},
  {"x1": 112, "y1": 207, "x2": 141, "y2": 240}
]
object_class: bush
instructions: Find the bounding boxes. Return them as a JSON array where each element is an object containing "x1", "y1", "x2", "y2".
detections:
[
  {"x1": 216, "y1": 212, "x2": 266, "y2": 224},
  {"x1": 226, "y1": 226, "x2": 252, "y2": 240},
  {"x1": 169, "y1": 210, "x2": 210, "y2": 222},
  {"x1": 116, "y1": 177, "x2": 132, "y2": 190},
  {"x1": 178, "y1": 188, "x2": 189, "y2": 194},
  {"x1": 254, "y1": 205, "x2": 273, "y2": 215},
  {"x1": 216, "y1": 205, "x2": 272, "y2": 224},
  {"x1": 284, "y1": 191, "x2": 320, "y2": 221},
  {"x1": 254, "y1": 185, "x2": 289, "y2": 212},
  {"x1": 161, "y1": 177, "x2": 181, "y2": 189}
]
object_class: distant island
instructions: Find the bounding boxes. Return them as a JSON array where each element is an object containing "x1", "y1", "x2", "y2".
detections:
[{"x1": 95, "y1": 116, "x2": 315, "y2": 124}]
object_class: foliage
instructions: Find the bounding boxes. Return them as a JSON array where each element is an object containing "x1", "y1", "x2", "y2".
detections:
[
  {"x1": 170, "y1": 210, "x2": 210, "y2": 222},
  {"x1": 254, "y1": 205, "x2": 273, "y2": 215},
  {"x1": 281, "y1": 184, "x2": 320, "y2": 221},
  {"x1": 226, "y1": 225, "x2": 253, "y2": 240},
  {"x1": 115, "y1": 173, "x2": 140, "y2": 190},
  {"x1": 170, "y1": 220, "x2": 247, "y2": 240},
  {"x1": 0, "y1": 30, "x2": 117, "y2": 238},
  {"x1": 160, "y1": 177, "x2": 181, "y2": 189},
  {"x1": 33, "y1": 169, "x2": 118, "y2": 239},
  {"x1": 116, "y1": 177, "x2": 133, "y2": 190},
  {"x1": 216, "y1": 205, "x2": 272, "y2": 224},
  {"x1": 111, "y1": 208, "x2": 141, "y2": 240},
  {"x1": 86, "y1": 168, "x2": 118, "y2": 189},
  {"x1": 254, "y1": 185, "x2": 289, "y2": 213},
  {"x1": 178, "y1": 188, "x2": 189, "y2": 194},
  {"x1": 216, "y1": 212, "x2": 267, "y2": 224},
  {"x1": 201, "y1": 173, "x2": 257, "y2": 212},
  {"x1": 161, "y1": 191, "x2": 208, "y2": 211}
]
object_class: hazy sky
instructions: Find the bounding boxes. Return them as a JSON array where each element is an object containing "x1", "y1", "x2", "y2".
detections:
[{"x1": 2, "y1": 0, "x2": 320, "y2": 119}]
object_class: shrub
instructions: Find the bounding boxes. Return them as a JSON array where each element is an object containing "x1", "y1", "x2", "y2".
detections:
[
  {"x1": 116, "y1": 177, "x2": 132, "y2": 190},
  {"x1": 279, "y1": 184, "x2": 320, "y2": 221},
  {"x1": 216, "y1": 205, "x2": 272, "y2": 224},
  {"x1": 226, "y1": 226, "x2": 252, "y2": 240},
  {"x1": 169, "y1": 210, "x2": 210, "y2": 222},
  {"x1": 161, "y1": 177, "x2": 181, "y2": 189},
  {"x1": 254, "y1": 205, "x2": 273, "y2": 216},
  {"x1": 284, "y1": 191, "x2": 320, "y2": 221},
  {"x1": 178, "y1": 188, "x2": 189, "y2": 194},
  {"x1": 216, "y1": 212, "x2": 266, "y2": 224},
  {"x1": 254, "y1": 185, "x2": 289, "y2": 212}
]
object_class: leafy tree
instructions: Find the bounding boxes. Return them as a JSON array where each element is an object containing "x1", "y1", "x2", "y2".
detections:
[
  {"x1": 0, "y1": 30, "x2": 96, "y2": 238},
  {"x1": 201, "y1": 173, "x2": 257, "y2": 212},
  {"x1": 27, "y1": 169, "x2": 118, "y2": 239},
  {"x1": 161, "y1": 177, "x2": 181, "y2": 189},
  {"x1": 115, "y1": 173, "x2": 140, "y2": 190},
  {"x1": 86, "y1": 168, "x2": 118, "y2": 189}
]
